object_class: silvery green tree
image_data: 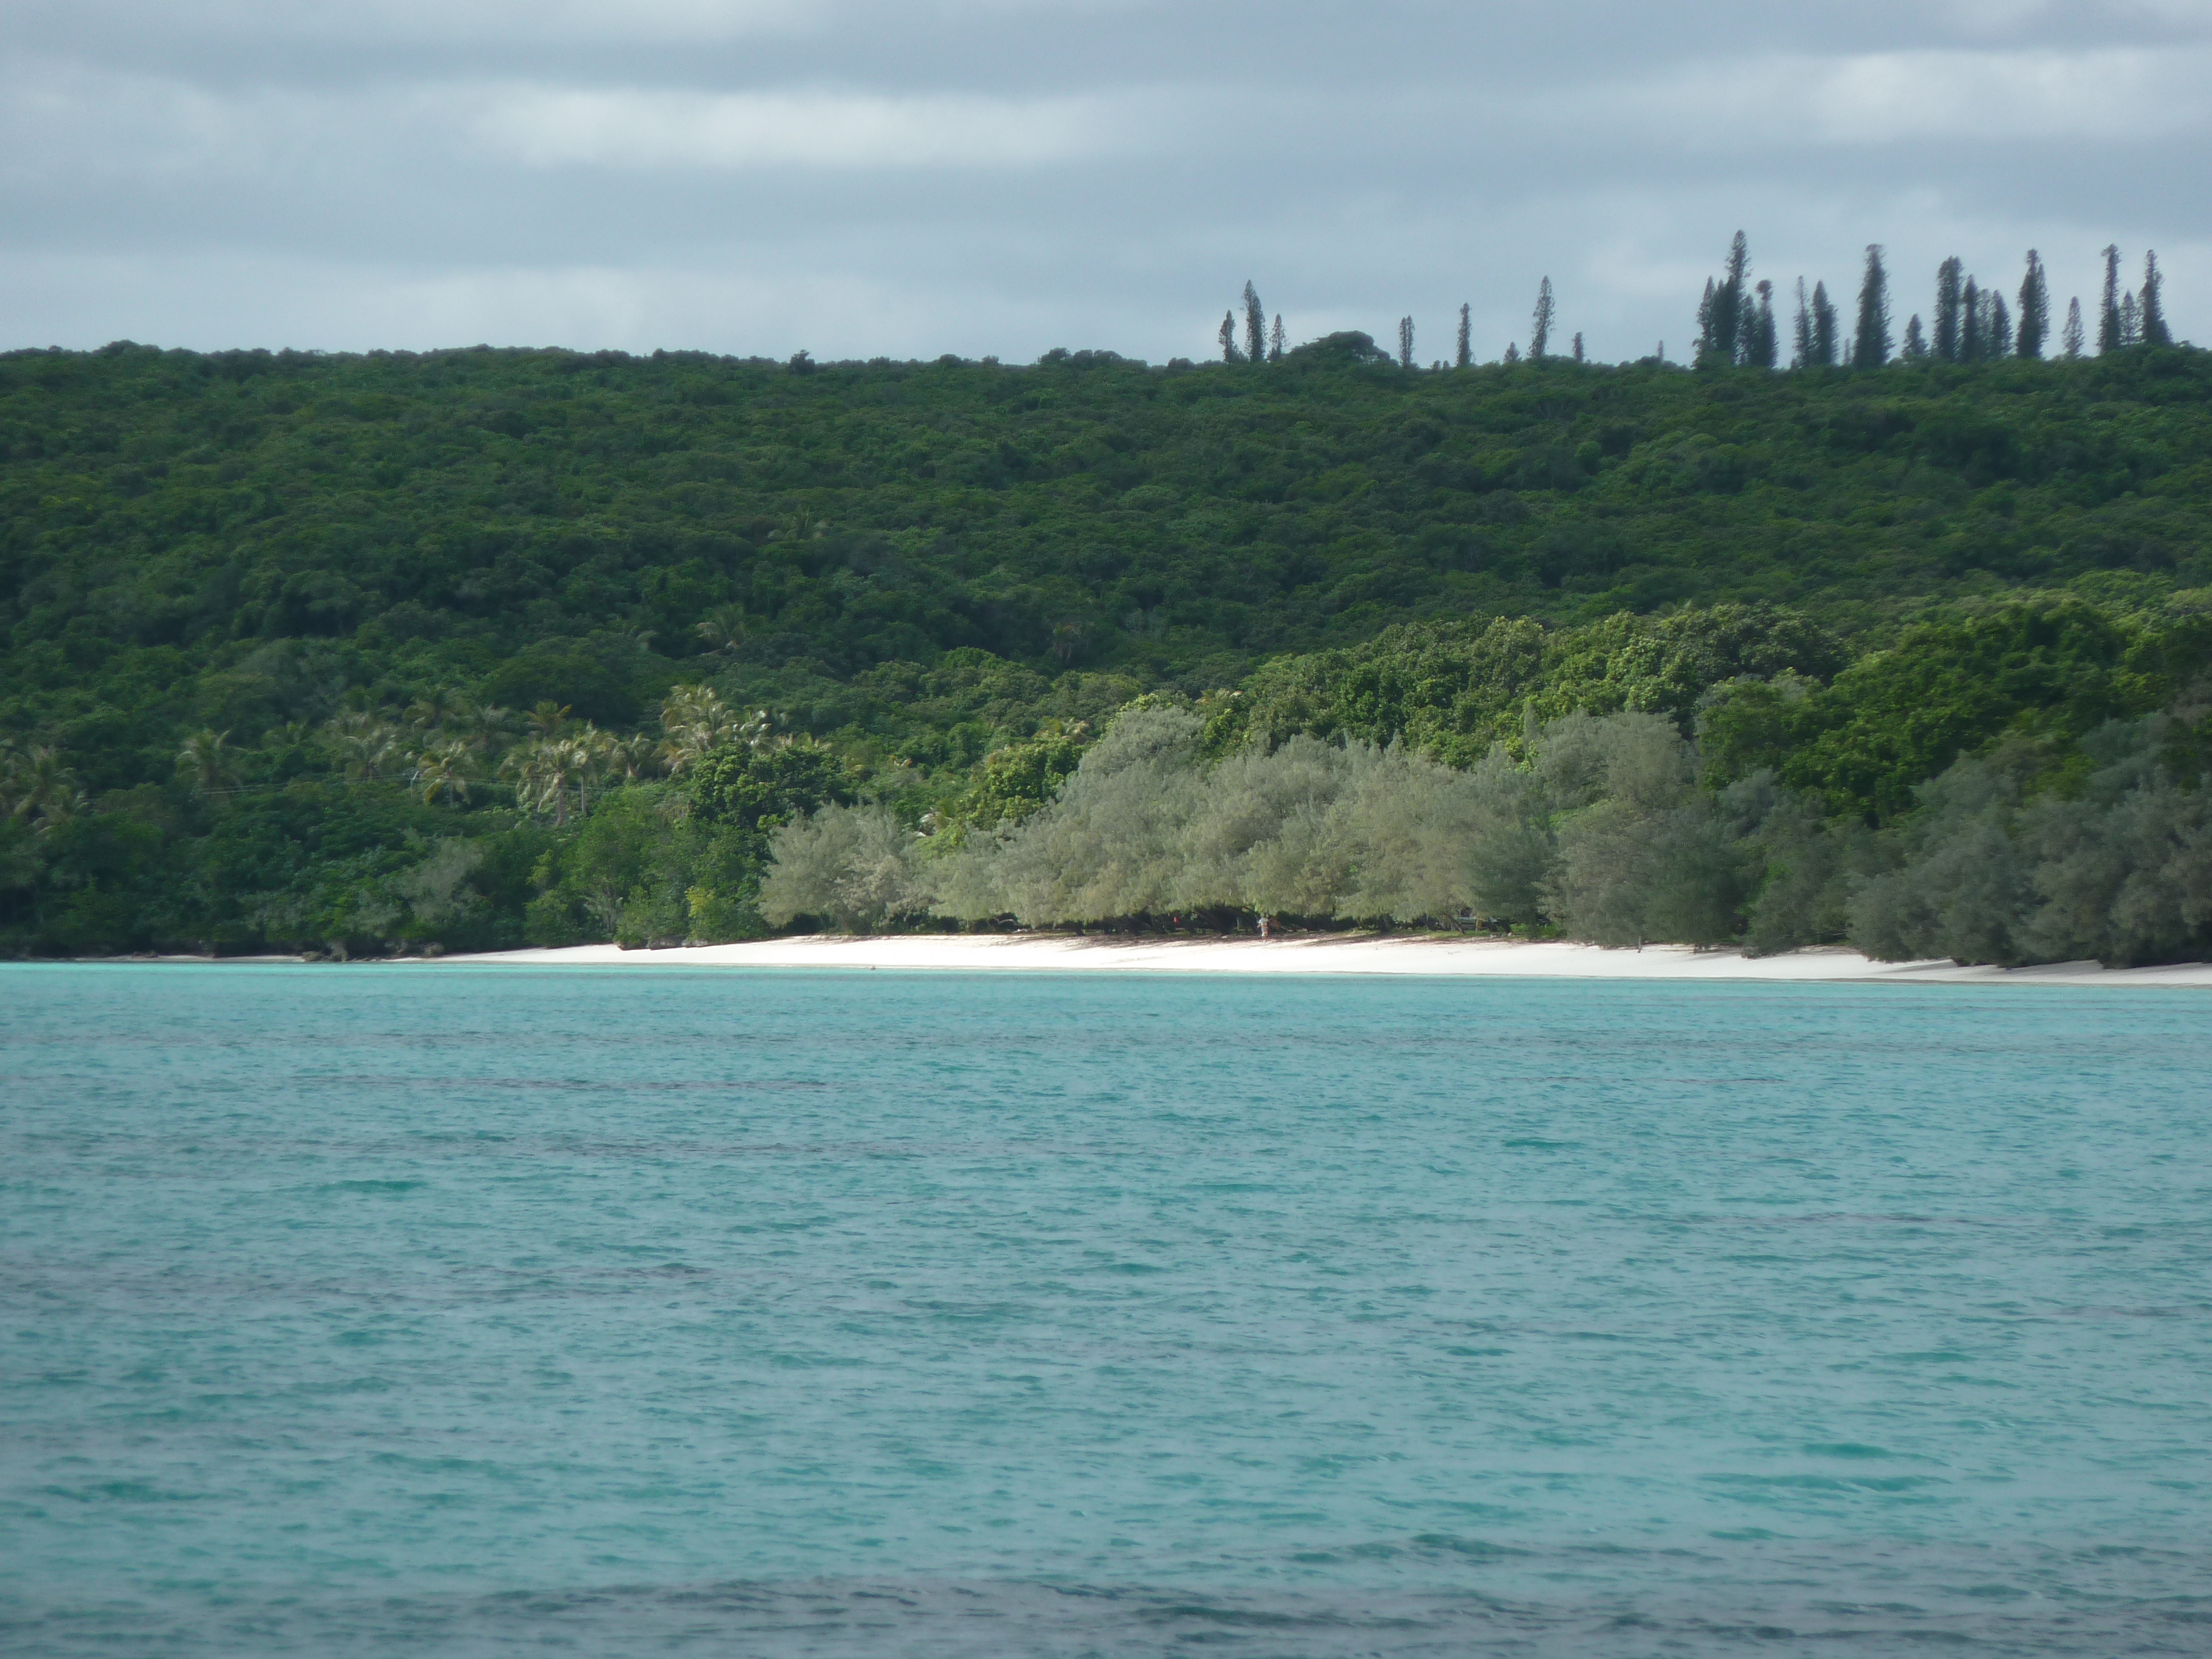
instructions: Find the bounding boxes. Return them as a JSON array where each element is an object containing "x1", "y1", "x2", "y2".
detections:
[{"x1": 759, "y1": 805, "x2": 930, "y2": 933}]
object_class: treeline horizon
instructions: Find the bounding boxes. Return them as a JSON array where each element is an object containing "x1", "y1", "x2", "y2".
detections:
[{"x1": 1213, "y1": 238, "x2": 2184, "y2": 374}]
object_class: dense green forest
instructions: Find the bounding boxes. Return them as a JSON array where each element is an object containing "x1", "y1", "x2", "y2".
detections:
[{"x1": 3, "y1": 333, "x2": 2209, "y2": 962}]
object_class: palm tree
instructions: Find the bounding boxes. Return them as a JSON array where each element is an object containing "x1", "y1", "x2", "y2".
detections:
[
  {"x1": 325, "y1": 712, "x2": 409, "y2": 781},
  {"x1": 603, "y1": 732, "x2": 661, "y2": 784},
  {"x1": 411, "y1": 740, "x2": 477, "y2": 806},
  {"x1": 525, "y1": 701, "x2": 572, "y2": 740},
  {"x1": 176, "y1": 728, "x2": 242, "y2": 795},
  {"x1": 695, "y1": 605, "x2": 749, "y2": 655},
  {"x1": 3, "y1": 744, "x2": 87, "y2": 832},
  {"x1": 658, "y1": 685, "x2": 764, "y2": 776},
  {"x1": 500, "y1": 735, "x2": 592, "y2": 826}
]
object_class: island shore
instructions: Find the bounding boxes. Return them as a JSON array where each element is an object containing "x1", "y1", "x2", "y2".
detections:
[{"x1": 416, "y1": 934, "x2": 2212, "y2": 986}]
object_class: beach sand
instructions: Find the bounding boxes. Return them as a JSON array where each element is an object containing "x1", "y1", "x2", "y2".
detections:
[{"x1": 425, "y1": 934, "x2": 2212, "y2": 987}]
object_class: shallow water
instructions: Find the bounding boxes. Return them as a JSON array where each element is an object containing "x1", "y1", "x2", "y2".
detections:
[{"x1": 2, "y1": 965, "x2": 2208, "y2": 1656}]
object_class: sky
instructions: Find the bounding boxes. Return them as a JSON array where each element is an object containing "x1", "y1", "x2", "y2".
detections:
[{"x1": 3, "y1": 0, "x2": 2206, "y2": 364}]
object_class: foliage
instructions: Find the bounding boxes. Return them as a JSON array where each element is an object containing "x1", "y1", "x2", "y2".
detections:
[{"x1": 4, "y1": 340, "x2": 2210, "y2": 959}]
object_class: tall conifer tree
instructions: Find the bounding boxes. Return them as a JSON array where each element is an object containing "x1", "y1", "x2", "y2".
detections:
[
  {"x1": 1853, "y1": 245, "x2": 1892, "y2": 368},
  {"x1": 1902, "y1": 315, "x2": 1928, "y2": 360},
  {"x1": 2063, "y1": 298, "x2": 2085, "y2": 358},
  {"x1": 1987, "y1": 292, "x2": 2012, "y2": 358},
  {"x1": 1398, "y1": 316, "x2": 1414, "y2": 369},
  {"x1": 2015, "y1": 251, "x2": 2049, "y2": 359},
  {"x1": 2099, "y1": 246, "x2": 2123, "y2": 352},
  {"x1": 1811, "y1": 281, "x2": 1838, "y2": 366},
  {"x1": 1455, "y1": 303, "x2": 1472, "y2": 368},
  {"x1": 1791, "y1": 278, "x2": 1814, "y2": 368},
  {"x1": 1746, "y1": 280, "x2": 1778, "y2": 368},
  {"x1": 1269, "y1": 314, "x2": 1285, "y2": 362},
  {"x1": 1961, "y1": 276, "x2": 1981, "y2": 362},
  {"x1": 2140, "y1": 251, "x2": 2172, "y2": 347},
  {"x1": 1219, "y1": 311, "x2": 1244, "y2": 363},
  {"x1": 1243, "y1": 282, "x2": 1266, "y2": 364},
  {"x1": 1531, "y1": 277, "x2": 1554, "y2": 361},
  {"x1": 1695, "y1": 234, "x2": 1751, "y2": 368},
  {"x1": 2120, "y1": 291, "x2": 2140, "y2": 347},
  {"x1": 1934, "y1": 258, "x2": 1963, "y2": 362},
  {"x1": 1572, "y1": 331, "x2": 1585, "y2": 363}
]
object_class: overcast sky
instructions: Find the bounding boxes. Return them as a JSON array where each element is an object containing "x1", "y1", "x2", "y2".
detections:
[{"x1": 3, "y1": 0, "x2": 2205, "y2": 363}]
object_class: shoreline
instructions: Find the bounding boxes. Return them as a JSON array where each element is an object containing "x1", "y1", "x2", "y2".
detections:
[
  {"x1": 30, "y1": 935, "x2": 2212, "y2": 985},
  {"x1": 400, "y1": 934, "x2": 2212, "y2": 985}
]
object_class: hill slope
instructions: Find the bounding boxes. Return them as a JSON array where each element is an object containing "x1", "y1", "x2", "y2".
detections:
[{"x1": 2, "y1": 340, "x2": 2209, "y2": 957}]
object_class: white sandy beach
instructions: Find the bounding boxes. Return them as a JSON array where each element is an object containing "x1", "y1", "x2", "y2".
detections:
[{"x1": 426, "y1": 933, "x2": 2212, "y2": 987}]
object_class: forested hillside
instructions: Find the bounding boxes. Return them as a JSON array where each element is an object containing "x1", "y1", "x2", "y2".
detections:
[{"x1": 3, "y1": 338, "x2": 2209, "y2": 960}]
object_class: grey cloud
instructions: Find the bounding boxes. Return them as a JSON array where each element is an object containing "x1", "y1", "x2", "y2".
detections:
[{"x1": 1, "y1": 0, "x2": 2204, "y2": 361}]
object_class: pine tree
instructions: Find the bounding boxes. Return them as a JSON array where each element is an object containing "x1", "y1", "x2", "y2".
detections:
[
  {"x1": 1398, "y1": 315, "x2": 1414, "y2": 369},
  {"x1": 1269, "y1": 314, "x2": 1285, "y2": 362},
  {"x1": 1243, "y1": 282, "x2": 1266, "y2": 364},
  {"x1": 1853, "y1": 244, "x2": 1892, "y2": 368},
  {"x1": 1219, "y1": 311, "x2": 1244, "y2": 364},
  {"x1": 1455, "y1": 303, "x2": 1472, "y2": 369},
  {"x1": 1531, "y1": 276, "x2": 1554, "y2": 361},
  {"x1": 2015, "y1": 250, "x2": 2049, "y2": 360},
  {"x1": 2099, "y1": 245, "x2": 2123, "y2": 353},
  {"x1": 1695, "y1": 232, "x2": 1750, "y2": 368},
  {"x1": 1987, "y1": 291, "x2": 2012, "y2": 358},
  {"x1": 2120, "y1": 291, "x2": 2140, "y2": 347},
  {"x1": 1934, "y1": 258, "x2": 1963, "y2": 362},
  {"x1": 2140, "y1": 251, "x2": 2172, "y2": 347},
  {"x1": 1902, "y1": 315, "x2": 1928, "y2": 360},
  {"x1": 2063, "y1": 297, "x2": 2085, "y2": 358},
  {"x1": 1572, "y1": 331, "x2": 1585, "y2": 363},
  {"x1": 1811, "y1": 281, "x2": 1838, "y2": 366},
  {"x1": 1503, "y1": 341, "x2": 1521, "y2": 364},
  {"x1": 1960, "y1": 276, "x2": 1981, "y2": 362},
  {"x1": 1791, "y1": 278, "x2": 1813, "y2": 369},
  {"x1": 1746, "y1": 280, "x2": 1778, "y2": 368}
]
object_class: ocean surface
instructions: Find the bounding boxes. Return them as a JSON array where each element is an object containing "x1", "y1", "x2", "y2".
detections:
[{"x1": 2, "y1": 964, "x2": 2208, "y2": 1657}]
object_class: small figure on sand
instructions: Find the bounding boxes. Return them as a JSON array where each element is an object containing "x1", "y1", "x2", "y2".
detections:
[{"x1": 1259, "y1": 915, "x2": 1272, "y2": 940}]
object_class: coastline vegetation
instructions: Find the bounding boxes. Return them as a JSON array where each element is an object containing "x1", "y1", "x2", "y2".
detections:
[{"x1": 4, "y1": 250, "x2": 2208, "y2": 965}]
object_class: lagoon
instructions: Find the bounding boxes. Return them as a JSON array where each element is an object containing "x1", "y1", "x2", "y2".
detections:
[{"x1": 2, "y1": 966, "x2": 2208, "y2": 1655}]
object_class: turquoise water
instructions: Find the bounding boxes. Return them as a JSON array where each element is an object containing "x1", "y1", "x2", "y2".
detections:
[{"x1": 2, "y1": 965, "x2": 2209, "y2": 1656}]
